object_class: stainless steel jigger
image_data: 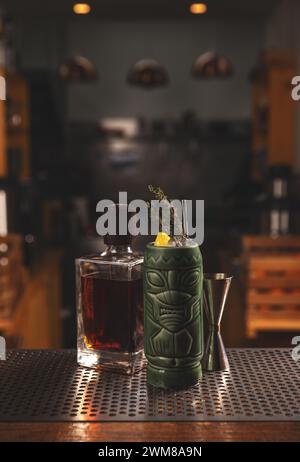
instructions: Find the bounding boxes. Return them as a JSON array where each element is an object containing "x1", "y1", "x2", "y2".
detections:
[{"x1": 202, "y1": 273, "x2": 232, "y2": 372}]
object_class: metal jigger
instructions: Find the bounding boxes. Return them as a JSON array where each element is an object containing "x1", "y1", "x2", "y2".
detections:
[{"x1": 202, "y1": 273, "x2": 232, "y2": 372}]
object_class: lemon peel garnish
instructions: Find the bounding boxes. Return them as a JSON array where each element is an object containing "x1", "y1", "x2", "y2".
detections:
[{"x1": 154, "y1": 232, "x2": 170, "y2": 246}]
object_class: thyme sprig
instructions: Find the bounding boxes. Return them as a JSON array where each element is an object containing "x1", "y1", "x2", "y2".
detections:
[{"x1": 147, "y1": 185, "x2": 187, "y2": 246}]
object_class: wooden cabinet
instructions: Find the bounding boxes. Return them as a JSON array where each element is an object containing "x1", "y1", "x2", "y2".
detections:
[
  {"x1": 0, "y1": 247, "x2": 63, "y2": 348},
  {"x1": 242, "y1": 235, "x2": 300, "y2": 338},
  {"x1": 0, "y1": 71, "x2": 30, "y2": 179},
  {"x1": 0, "y1": 68, "x2": 6, "y2": 177},
  {"x1": 6, "y1": 73, "x2": 31, "y2": 179},
  {"x1": 251, "y1": 51, "x2": 296, "y2": 178}
]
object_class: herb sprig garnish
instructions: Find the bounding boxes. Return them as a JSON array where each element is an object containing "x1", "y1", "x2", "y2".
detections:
[{"x1": 147, "y1": 185, "x2": 187, "y2": 246}]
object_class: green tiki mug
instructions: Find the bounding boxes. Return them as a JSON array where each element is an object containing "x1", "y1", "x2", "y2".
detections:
[{"x1": 144, "y1": 243, "x2": 203, "y2": 389}]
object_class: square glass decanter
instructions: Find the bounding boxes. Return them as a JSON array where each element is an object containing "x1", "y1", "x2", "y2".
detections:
[{"x1": 76, "y1": 234, "x2": 144, "y2": 374}]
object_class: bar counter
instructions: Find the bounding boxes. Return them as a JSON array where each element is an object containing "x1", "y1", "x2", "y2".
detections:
[
  {"x1": 0, "y1": 421, "x2": 300, "y2": 442},
  {"x1": 0, "y1": 349, "x2": 299, "y2": 442}
]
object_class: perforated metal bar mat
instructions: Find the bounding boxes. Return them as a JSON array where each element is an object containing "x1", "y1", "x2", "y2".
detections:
[{"x1": 0, "y1": 349, "x2": 299, "y2": 422}]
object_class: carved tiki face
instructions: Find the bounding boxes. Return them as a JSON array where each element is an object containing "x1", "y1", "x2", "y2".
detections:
[
  {"x1": 144, "y1": 244, "x2": 203, "y2": 333},
  {"x1": 145, "y1": 268, "x2": 201, "y2": 332}
]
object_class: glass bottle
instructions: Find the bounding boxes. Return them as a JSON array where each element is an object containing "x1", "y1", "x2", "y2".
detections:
[{"x1": 76, "y1": 233, "x2": 144, "y2": 374}]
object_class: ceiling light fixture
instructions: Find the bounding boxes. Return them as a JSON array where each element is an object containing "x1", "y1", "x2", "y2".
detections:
[
  {"x1": 73, "y1": 3, "x2": 91, "y2": 15},
  {"x1": 58, "y1": 56, "x2": 97, "y2": 82},
  {"x1": 192, "y1": 51, "x2": 233, "y2": 79},
  {"x1": 190, "y1": 3, "x2": 207, "y2": 15},
  {"x1": 127, "y1": 59, "x2": 169, "y2": 89}
]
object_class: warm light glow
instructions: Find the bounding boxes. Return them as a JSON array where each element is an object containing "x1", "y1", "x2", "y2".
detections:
[
  {"x1": 0, "y1": 191, "x2": 7, "y2": 236},
  {"x1": 0, "y1": 76, "x2": 6, "y2": 101},
  {"x1": 190, "y1": 3, "x2": 207, "y2": 14},
  {"x1": 73, "y1": 3, "x2": 91, "y2": 15}
]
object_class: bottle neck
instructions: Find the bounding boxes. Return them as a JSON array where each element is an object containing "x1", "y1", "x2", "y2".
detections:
[
  {"x1": 272, "y1": 178, "x2": 288, "y2": 198},
  {"x1": 105, "y1": 244, "x2": 133, "y2": 255}
]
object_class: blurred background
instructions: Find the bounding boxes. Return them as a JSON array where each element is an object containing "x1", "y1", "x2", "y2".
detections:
[{"x1": 0, "y1": 0, "x2": 300, "y2": 349}]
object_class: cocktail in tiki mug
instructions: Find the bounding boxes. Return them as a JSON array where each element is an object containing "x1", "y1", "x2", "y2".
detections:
[{"x1": 144, "y1": 241, "x2": 204, "y2": 389}]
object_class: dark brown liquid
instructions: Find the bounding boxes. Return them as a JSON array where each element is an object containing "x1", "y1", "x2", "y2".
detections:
[{"x1": 81, "y1": 275, "x2": 143, "y2": 353}]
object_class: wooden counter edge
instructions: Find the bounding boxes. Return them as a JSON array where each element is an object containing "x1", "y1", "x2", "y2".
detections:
[{"x1": 0, "y1": 422, "x2": 300, "y2": 442}]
